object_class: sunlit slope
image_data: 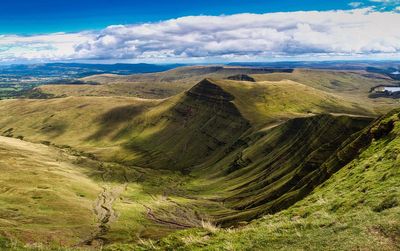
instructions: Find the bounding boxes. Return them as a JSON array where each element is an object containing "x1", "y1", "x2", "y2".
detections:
[
  {"x1": 37, "y1": 67, "x2": 399, "y2": 110},
  {"x1": 134, "y1": 109, "x2": 400, "y2": 251},
  {"x1": 0, "y1": 136, "x2": 101, "y2": 246},
  {"x1": 37, "y1": 82, "x2": 184, "y2": 99},
  {"x1": 252, "y1": 69, "x2": 400, "y2": 113},
  {"x1": 252, "y1": 68, "x2": 394, "y2": 93},
  {"x1": 0, "y1": 96, "x2": 161, "y2": 156},
  {"x1": 205, "y1": 78, "x2": 374, "y2": 126}
]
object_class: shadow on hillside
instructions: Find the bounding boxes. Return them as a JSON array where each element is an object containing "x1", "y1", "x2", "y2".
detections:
[
  {"x1": 39, "y1": 121, "x2": 68, "y2": 138},
  {"x1": 87, "y1": 104, "x2": 147, "y2": 141}
]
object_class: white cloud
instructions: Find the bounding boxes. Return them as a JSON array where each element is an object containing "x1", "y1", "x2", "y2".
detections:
[
  {"x1": 349, "y1": 2, "x2": 363, "y2": 8},
  {"x1": 368, "y1": 0, "x2": 400, "y2": 7},
  {"x1": 1, "y1": 9, "x2": 400, "y2": 63},
  {"x1": 0, "y1": 32, "x2": 94, "y2": 62},
  {"x1": 369, "y1": 0, "x2": 400, "y2": 3}
]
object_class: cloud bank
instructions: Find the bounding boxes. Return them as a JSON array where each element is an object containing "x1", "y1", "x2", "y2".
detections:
[{"x1": 1, "y1": 8, "x2": 400, "y2": 63}]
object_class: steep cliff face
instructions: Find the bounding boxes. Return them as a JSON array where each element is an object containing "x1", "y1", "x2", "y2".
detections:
[
  {"x1": 192, "y1": 114, "x2": 373, "y2": 225},
  {"x1": 204, "y1": 110, "x2": 400, "y2": 226},
  {"x1": 138, "y1": 108, "x2": 400, "y2": 251}
]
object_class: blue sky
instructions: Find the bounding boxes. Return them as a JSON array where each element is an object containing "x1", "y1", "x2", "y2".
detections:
[
  {"x1": 0, "y1": 0, "x2": 390, "y2": 34},
  {"x1": 0, "y1": 0, "x2": 399, "y2": 63}
]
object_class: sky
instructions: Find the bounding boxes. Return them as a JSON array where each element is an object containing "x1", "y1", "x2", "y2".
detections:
[{"x1": 0, "y1": 0, "x2": 399, "y2": 64}]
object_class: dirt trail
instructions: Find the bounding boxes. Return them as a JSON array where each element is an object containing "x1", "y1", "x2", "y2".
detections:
[{"x1": 81, "y1": 184, "x2": 126, "y2": 247}]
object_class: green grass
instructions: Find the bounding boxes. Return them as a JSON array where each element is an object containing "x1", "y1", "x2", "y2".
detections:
[
  {"x1": 37, "y1": 67, "x2": 400, "y2": 112},
  {"x1": 0, "y1": 75, "x2": 398, "y2": 250},
  {"x1": 0, "y1": 136, "x2": 209, "y2": 250},
  {"x1": 128, "y1": 110, "x2": 400, "y2": 251},
  {"x1": 213, "y1": 78, "x2": 375, "y2": 126},
  {"x1": 176, "y1": 114, "x2": 372, "y2": 226},
  {"x1": 252, "y1": 69, "x2": 400, "y2": 115},
  {"x1": 0, "y1": 78, "x2": 378, "y2": 166},
  {"x1": 0, "y1": 137, "x2": 101, "y2": 247}
]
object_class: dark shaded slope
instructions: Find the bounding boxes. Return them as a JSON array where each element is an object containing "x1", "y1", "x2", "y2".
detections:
[
  {"x1": 307, "y1": 108, "x2": 399, "y2": 187},
  {"x1": 209, "y1": 111, "x2": 399, "y2": 225},
  {"x1": 186, "y1": 79, "x2": 235, "y2": 102},
  {"x1": 137, "y1": 108, "x2": 400, "y2": 251},
  {"x1": 193, "y1": 114, "x2": 373, "y2": 226},
  {"x1": 123, "y1": 79, "x2": 251, "y2": 171}
]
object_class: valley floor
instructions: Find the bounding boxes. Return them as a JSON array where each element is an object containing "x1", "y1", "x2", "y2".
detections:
[
  {"x1": 0, "y1": 136, "x2": 225, "y2": 250},
  {"x1": 2, "y1": 110, "x2": 400, "y2": 251}
]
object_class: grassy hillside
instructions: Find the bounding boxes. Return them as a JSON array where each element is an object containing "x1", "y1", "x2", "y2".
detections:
[
  {"x1": 0, "y1": 78, "x2": 371, "y2": 166},
  {"x1": 0, "y1": 135, "x2": 207, "y2": 250},
  {"x1": 0, "y1": 75, "x2": 398, "y2": 250},
  {"x1": 187, "y1": 114, "x2": 372, "y2": 226},
  {"x1": 35, "y1": 67, "x2": 399, "y2": 109},
  {"x1": 80, "y1": 66, "x2": 292, "y2": 86},
  {"x1": 0, "y1": 115, "x2": 376, "y2": 250},
  {"x1": 252, "y1": 69, "x2": 400, "y2": 114},
  {"x1": 0, "y1": 96, "x2": 161, "y2": 159},
  {"x1": 0, "y1": 136, "x2": 101, "y2": 247},
  {"x1": 252, "y1": 69, "x2": 395, "y2": 93},
  {"x1": 37, "y1": 82, "x2": 183, "y2": 99},
  {"x1": 130, "y1": 109, "x2": 400, "y2": 251},
  {"x1": 208, "y1": 78, "x2": 374, "y2": 126}
]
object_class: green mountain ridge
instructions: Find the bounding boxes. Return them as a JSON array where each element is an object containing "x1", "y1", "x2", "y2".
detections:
[
  {"x1": 130, "y1": 108, "x2": 400, "y2": 251},
  {"x1": 202, "y1": 114, "x2": 372, "y2": 226}
]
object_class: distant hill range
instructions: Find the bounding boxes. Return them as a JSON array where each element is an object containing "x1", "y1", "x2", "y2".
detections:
[
  {"x1": 0, "y1": 63, "x2": 184, "y2": 78},
  {"x1": 229, "y1": 60, "x2": 400, "y2": 80},
  {"x1": 1, "y1": 61, "x2": 399, "y2": 100},
  {"x1": 0, "y1": 60, "x2": 399, "y2": 80}
]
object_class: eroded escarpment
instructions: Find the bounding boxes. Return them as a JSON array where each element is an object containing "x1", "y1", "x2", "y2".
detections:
[{"x1": 192, "y1": 114, "x2": 375, "y2": 226}]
